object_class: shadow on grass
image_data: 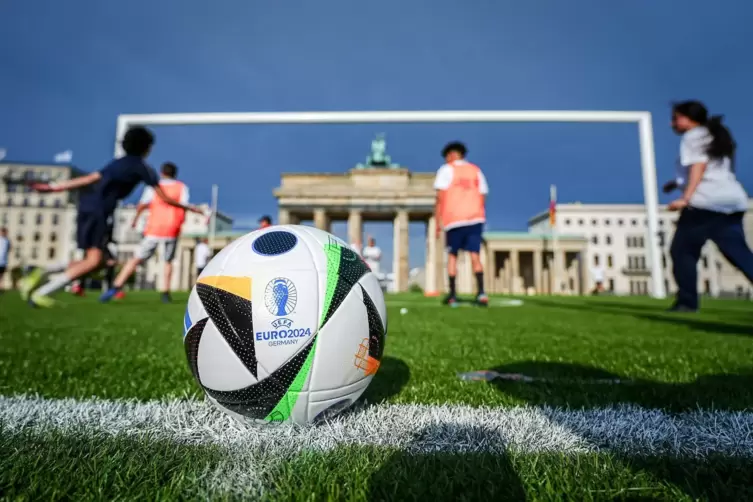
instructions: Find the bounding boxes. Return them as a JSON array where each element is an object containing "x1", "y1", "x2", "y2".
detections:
[
  {"x1": 528, "y1": 298, "x2": 753, "y2": 337},
  {"x1": 487, "y1": 360, "x2": 753, "y2": 411},
  {"x1": 487, "y1": 360, "x2": 753, "y2": 500},
  {"x1": 367, "y1": 424, "x2": 525, "y2": 502},
  {"x1": 362, "y1": 356, "x2": 410, "y2": 404}
]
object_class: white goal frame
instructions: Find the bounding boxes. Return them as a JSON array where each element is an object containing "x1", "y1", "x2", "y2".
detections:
[{"x1": 114, "y1": 110, "x2": 666, "y2": 299}]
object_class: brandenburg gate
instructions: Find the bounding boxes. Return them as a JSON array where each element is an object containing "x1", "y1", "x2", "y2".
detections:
[
  {"x1": 273, "y1": 135, "x2": 442, "y2": 293},
  {"x1": 271, "y1": 135, "x2": 590, "y2": 295}
]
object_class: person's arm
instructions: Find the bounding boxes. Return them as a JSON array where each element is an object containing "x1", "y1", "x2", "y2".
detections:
[
  {"x1": 433, "y1": 165, "x2": 452, "y2": 235},
  {"x1": 152, "y1": 184, "x2": 204, "y2": 213},
  {"x1": 29, "y1": 172, "x2": 102, "y2": 192},
  {"x1": 131, "y1": 203, "x2": 149, "y2": 227}
]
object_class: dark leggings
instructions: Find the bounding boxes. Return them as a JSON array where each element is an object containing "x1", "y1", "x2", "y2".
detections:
[{"x1": 670, "y1": 208, "x2": 753, "y2": 309}]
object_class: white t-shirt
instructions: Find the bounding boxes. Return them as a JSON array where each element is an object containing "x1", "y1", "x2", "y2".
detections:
[
  {"x1": 590, "y1": 266, "x2": 604, "y2": 283},
  {"x1": 362, "y1": 245, "x2": 381, "y2": 274},
  {"x1": 195, "y1": 242, "x2": 211, "y2": 269},
  {"x1": 433, "y1": 160, "x2": 489, "y2": 229},
  {"x1": 140, "y1": 179, "x2": 190, "y2": 205},
  {"x1": 676, "y1": 126, "x2": 748, "y2": 213},
  {"x1": 0, "y1": 237, "x2": 9, "y2": 267}
]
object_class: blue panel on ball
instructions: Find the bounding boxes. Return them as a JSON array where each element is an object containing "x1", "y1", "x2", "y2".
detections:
[{"x1": 252, "y1": 231, "x2": 298, "y2": 256}]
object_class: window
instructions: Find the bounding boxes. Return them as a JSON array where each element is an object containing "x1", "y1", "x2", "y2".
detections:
[
  {"x1": 658, "y1": 231, "x2": 665, "y2": 247},
  {"x1": 52, "y1": 214, "x2": 59, "y2": 225},
  {"x1": 630, "y1": 280, "x2": 635, "y2": 295},
  {"x1": 617, "y1": 219, "x2": 624, "y2": 226},
  {"x1": 16, "y1": 234, "x2": 23, "y2": 242},
  {"x1": 19, "y1": 213, "x2": 24, "y2": 224},
  {"x1": 604, "y1": 219, "x2": 611, "y2": 226},
  {"x1": 605, "y1": 235, "x2": 612, "y2": 245},
  {"x1": 578, "y1": 219, "x2": 584, "y2": 226},
  {"x1": 591, "y1": 219, "x2": 598, "y2": 226},
  {"x1": 54, "y1": 200, "x2": 62, "y2": 208},
  {"x1": 22, "y1": 198, "x2": 29, "y2": 207},
  {"x1": 659, "y1": 219, "x2": 664, "y2": 227},
  {"x1": 50, "y1": 232, "x2": 57, "y2": 242},
  {"x1": 631, "y1": 219, "x2": 638, "y2": 226},
  {"x1": 608, "y1": 278, "x2": 614, "y2": 291},
  {"x1": 704, "y1": 280, "x2": 711, "y2": 294},
  {"x1": 594, "y1": 254, "x2": 600, "y2": 266},
  {"x1": 33, "y1": 232, "x2": 41, "y2": 242},
  {"x1": 49, "y1": 247, "x2": 56, "y2": 259},
  {"x1": 31, "y1": 247, "x2": 38, "y2": 259},
  {"x1": 39, "y1": 199, "x2": 46, "y2": 207},
  {"x1": 591, "y1": 235, "x2": 598, "y2": 245},
  {"x1": 36, "y1": 213, "x2": 43, "y2": 225},
  {"x1": 626, "y1": 236, "x2": 633, "y2": 248},
  {"x1": 564, "y1": 218, "x2": 571, "y2": 226},
  {"x1": 607, "y1": 255, "x2": 613, "y2": 268}
]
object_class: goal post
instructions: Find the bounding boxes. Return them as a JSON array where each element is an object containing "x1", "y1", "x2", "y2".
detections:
[{"x1": 114, "y1": 110, "x2": 666, "y2": 299}]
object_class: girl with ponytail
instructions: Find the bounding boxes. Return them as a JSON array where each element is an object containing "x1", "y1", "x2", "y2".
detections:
[{"x1": 662, "y1": 100, "x2": 752, "y2": 312}]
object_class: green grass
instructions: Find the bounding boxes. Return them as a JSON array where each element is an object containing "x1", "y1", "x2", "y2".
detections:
[{"x1": 1, "y1": 291, "x2": 752, "y2": 500}]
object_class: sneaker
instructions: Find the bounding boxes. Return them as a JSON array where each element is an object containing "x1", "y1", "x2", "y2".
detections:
[
  {"x1": 71, "y1": 284, "x2": 85, "y2": 297},
  {"x1": 29, "y1": 293, "x2": 58, "y2": 308},
  {"x1": 19, "y1": 268, "x2": 44, "y2": 301},
  {"x1": 161, "y1": 292, "x2": 172, "y2": 304},
  {"x1": 114, "y1": 290, "x2": 126, "y2": 300},
  {"x1": 442, "y1": 294, "x2": 458, "y2": 307},
  {"x1": 99, "y1": 288, "x2": 120, "y2": 303},
  {"x1": 475, "y1": 293, "x2": 489, "y2": 307}
]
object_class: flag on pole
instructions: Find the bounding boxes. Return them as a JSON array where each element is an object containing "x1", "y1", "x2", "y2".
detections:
[
  {"x1": 54, "y1": 150, "x2": 73, "y2": 163},
  {"x1": 549, "y1": 185, "x2": 557, "y2": 227}
]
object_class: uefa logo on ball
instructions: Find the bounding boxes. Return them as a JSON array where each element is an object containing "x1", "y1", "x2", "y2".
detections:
[{"x1": 264, "y1": 277, "x2": 298, "y2": 316}]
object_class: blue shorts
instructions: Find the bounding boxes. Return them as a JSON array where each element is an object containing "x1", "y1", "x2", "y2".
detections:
[
  {"x1": 76, "y1": 211, "x2": 112, "y2": 251},
  {"x1": 445, "y1": 223, "x2": 484, "y2": 255}
]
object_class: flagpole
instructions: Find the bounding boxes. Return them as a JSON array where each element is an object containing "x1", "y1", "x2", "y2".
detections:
[
  {"x1": 209, "y1": 184, "x2": 218, "y2": 250},
  {"x1": 550, "y1": 184, "x2": 559, "y2": 295}
]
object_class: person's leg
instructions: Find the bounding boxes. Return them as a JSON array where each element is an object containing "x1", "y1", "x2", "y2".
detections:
[
  {"x1": 160, "y1": 239, "x2": 177, "y2": 303},
  {"x1": 669, "y1": 209, "x2": 711, "y2": 311},
  {"x1": 101, "y1": 238, "x2": 154, "y2": 302},
  {"x1": 710, "y1": 212, "x2": 753, "y2": 284},
  {"x1": 443, "y1": 227, "x2": 461, "y2": 305},
  {"x1": 466, "y1": 224, "x2": 487, "y2": 305},
  {"x1": 0, "y1": 267, "x2": 5, "y2": 292},
  {"x1": 30, "y1": 248, "x2": 104, "y2": 306}
]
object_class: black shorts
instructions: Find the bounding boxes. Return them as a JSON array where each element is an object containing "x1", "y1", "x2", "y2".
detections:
[{"x1": 76, "y1": 211, "x2": 112, "y2": 251}]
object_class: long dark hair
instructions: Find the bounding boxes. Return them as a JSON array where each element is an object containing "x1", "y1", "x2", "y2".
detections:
[{"x1": 672, "y1": 101, "x2": 736, "y2": 162}]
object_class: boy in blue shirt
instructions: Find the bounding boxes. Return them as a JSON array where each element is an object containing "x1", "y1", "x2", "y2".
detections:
[{"x1": 21, "y1": 126, "x2": 203, "y2": 307}]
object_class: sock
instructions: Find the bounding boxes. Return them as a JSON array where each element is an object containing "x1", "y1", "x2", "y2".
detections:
[
  {"x1": 44, "y1": 262, "x2": 68, "y2": 275},
  {"x1": 475, "y1": 272, "x2": 485, "y2": 295},
  {"x1": 34, "y1": 273, "x2": 73, "y2": 297},
  {"x1": 448, "y1": 276, "x2": 456, "y2": 296}
]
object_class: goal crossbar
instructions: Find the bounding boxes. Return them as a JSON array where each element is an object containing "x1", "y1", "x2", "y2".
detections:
[{"x1": 115, "y1": 110, "x2": 665, "y2": 299}]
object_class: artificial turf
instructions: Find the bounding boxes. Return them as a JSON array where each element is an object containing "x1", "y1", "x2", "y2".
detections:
[{"x1": 0, "y1": 291, "x2": 752, "y2": 500}]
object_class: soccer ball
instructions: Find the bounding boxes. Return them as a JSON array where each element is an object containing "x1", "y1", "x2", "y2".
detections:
[{"x1": 183, "y1": 225, "x2": 387, "y2": 425}]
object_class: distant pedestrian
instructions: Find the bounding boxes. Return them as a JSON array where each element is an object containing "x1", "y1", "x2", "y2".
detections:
[{"x1": 664, "y1": 100, "x2": 753, "y2": 312}]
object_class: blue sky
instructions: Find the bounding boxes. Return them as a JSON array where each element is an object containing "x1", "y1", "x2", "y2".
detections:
[{"x1": 1, "y1": 0, "x2": 752, "y2": 270}]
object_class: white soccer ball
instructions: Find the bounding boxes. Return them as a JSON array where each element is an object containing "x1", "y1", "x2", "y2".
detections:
[{"x1": 183, "y1": 225, "x2": 387, "y2": 426}]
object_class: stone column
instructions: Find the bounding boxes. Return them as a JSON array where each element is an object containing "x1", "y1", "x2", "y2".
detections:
[
  {"x1": 348, "y1": 209, "x2": 363, "y2": 247},
  {"x1": 425, "y1": 215, "x2": 438, "y2": 294},
  {"x1": 392, "y1": 210, "x2": 410, "y2": 292},
  {"x1": 533, "y1": 248, "x2": 543, "y2": 295},
  {"x1": 485, "y1": 245, "x2": 495, "y2": 294},
  {"x1": 278, "y1": 208, "x2": 291, "y2": 225},
  {"x1": 181, "y1": 247, "x2": 192, "y2": 291},
  {"x1": 509, "y1": 250, "x2": 519, "y2": 295},
  {"x1": 313, "y1": 208, "x2": 331, "y2": 232}
]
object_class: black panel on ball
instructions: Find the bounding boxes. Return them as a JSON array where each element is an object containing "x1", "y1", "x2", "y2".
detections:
[
  {"x1": 196, "y1": 283, "x2": 257, "y2": 378},
  {"x1": 360, "y1": 285, "x2": 385, "y2": 362},
  {"x1": 320, "y1": 238, "x2": 371, "y2": 327},
  {"x1": 252, "y1": 230, "x2": 298, "y2": 256}
]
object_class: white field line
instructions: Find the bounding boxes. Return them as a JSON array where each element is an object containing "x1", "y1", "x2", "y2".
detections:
[{"x1": 2, "y1": 395, "x2": 753, "y2": 459}]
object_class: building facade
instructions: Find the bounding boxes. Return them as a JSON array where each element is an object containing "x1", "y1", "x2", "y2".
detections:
[
  {"x1": 528, "y1": 201, "x2": 753, "y2": 298},
  {"x1": 0, "y1": 162, "x2": 233, "y2": 291}
]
